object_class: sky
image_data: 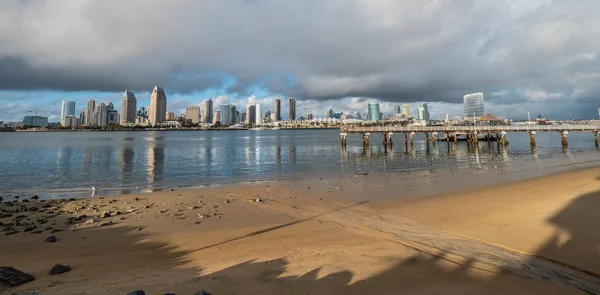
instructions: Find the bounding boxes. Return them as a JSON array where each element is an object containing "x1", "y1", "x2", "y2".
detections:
[{"x1": 1, "y1": 0, "x2": 600, "y2": 122}]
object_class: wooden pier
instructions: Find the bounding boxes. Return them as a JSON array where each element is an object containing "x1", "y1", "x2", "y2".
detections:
[{"x1": 340, "y1": 125, "x2": 600, "y2": 148}]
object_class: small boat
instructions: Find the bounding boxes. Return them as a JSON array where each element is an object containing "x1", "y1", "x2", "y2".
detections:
[{"x1": 249, "y1": 127, "x2": 266, "y2": 131}]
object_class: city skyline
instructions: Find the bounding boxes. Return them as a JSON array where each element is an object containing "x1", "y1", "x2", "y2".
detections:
[{"x1": 2, "y1": 1, "x2": 600, "y2": 123}]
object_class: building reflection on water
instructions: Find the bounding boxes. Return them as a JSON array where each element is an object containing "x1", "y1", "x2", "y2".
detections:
[
  {"x1": 118, "y1": 137, "x2": 135, "y2": 194},
  {"x1": 146, "y1": 135, "x2": 165, "y2": 192}
]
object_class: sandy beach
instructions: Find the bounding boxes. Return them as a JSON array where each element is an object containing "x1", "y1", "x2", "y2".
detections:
[{"x1": 2, "y1": 168, "x2": 600, "y2": 294}]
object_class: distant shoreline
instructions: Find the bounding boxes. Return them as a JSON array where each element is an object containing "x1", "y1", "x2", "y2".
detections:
[{"x1": 12, "y1": 127, "x2": 339, "y2": 132}]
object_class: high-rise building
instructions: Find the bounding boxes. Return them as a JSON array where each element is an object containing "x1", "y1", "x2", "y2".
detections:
[
  {"x1": 289, "y1": 98, "x2": 296, "y2": 121},
  {"x1": 246, "y1": 104, "x2": 256, "y2": 125},
  {"x1": 94, "y1": 103, "x2": 108, "y2": 126},
  {"x1": 86, "y1": 99, "x2": 96, "y2": 126},
  {"x1": 274, "y1": 98, "x2": 281, "y2": 122},
  {"x1": 120, "y1": 90, "x2": 137, "y2": 125},
  {"x1": 203, "y1": 99, "x2": 213, "y2": 123},
  {"x1": 186, "y1": 106, "x2": 200, "y2": 124},
  {"x1": 79, "y1": 109, "x2": 87, "y2": 125},
  {"x1": 166, "y1": 112, "x2": 175, "y2": 121},
  {"x1": 368, "y1": 103, "x2": 381, "y2": 121},
  {"x1": 107, "y1": 109, "x2": 119, "y2": 125},
  {"x1": 401, "y1": 104, "x2": 410, "y2": 116},
  {"x1": 220, "y1": 104, "x2": 235, "y2": 125},
  {"x1": 417, "y1": 103, "x2": 431, "y2": 124},
  {"x1": 306, "y1": 113, "x2": 314, "y2": 120},
  {"x1": 60, "y1": 100, "x2": 76, "y2": 126},
  {"x1": 354, "y1": 111, "x2": 361, "y2": 120},
  {"x1": 213, "y1": 111, "x2": 221, "y2": 124},
  {"x1": 63, "y1": 116, "x2": 80, "y2": 127},
  {"x1": 255, "y1": 103, "x2": 262, "y2": 126},
  {"x1": 326, "y1": 109, "x2": 334, "y2": 118},
  {"x1": 149, "y1": 86, "x2": 167, "y2": 125},
  {"x1": 394, "y1": 104, "x2": 401, "y2": 114},
  {"x1": 464, "y1": 92, "x2": 485, "y2": 120}
]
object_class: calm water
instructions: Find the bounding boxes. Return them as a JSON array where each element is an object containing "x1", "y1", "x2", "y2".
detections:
[{"x1": 0, "y1": 129, "x2": 599, "y2": 198}]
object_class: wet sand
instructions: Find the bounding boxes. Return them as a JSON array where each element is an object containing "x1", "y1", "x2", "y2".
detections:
[{"x1": 2, "y1": 167, "x2": 600, "y2": 294}]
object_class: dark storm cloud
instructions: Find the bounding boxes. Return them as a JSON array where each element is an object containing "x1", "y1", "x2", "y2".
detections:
[{"x1": 1, "y1": 0, "x2": 599, "y2": 117}]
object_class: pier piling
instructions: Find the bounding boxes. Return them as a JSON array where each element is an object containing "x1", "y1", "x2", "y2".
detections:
[
  {"x1": 561, "y1": 131, "x2": 568, "y2": 147},
  {"x1": 529, "y1": 131, "x2": 536, "y2": 147},
  {"x1": 385, "y1": 132, "x2": 393, "y2": 146},
  {"x1": 362, "y1": 133, "x2": 370, "y2": 147},
  {"x1": 595, "y1": 132, "x2": 599, "y2": 147},
  {"x1": 340, "y1": 132, "x2": 347, "y2": 147},
  {"x1": 409, "y1": 132, "x2": 415, "y2": 145}
]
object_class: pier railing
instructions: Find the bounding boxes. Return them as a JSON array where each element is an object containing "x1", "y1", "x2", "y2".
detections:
[{"x1": 341, "y1": 125, "x2": 600, "y2": 134}]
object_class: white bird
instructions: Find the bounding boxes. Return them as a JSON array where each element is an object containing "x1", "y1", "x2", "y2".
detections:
[
  {"x1": 92, "y1": 187, "x2": 97, "y2": 192},
  {"x1": 494, "y1": 165, "x2": 498, "y2": 169}
]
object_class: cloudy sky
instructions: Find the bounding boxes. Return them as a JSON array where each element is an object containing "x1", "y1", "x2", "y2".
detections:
[{"x1": 1, "y1": 0, "x2": 599, "y2": 122}]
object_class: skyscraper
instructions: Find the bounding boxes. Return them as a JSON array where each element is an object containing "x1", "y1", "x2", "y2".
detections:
[
  {"x1": 213, "y1": 111, "x2": 220, "y2": 124},
  {"x1": 401, "y1": 104, "x2": 410, "y2": 116},
  {"x1": 149, "y1": 86, "x2": 167, "y2": 125},
  {"x1": 246, "y1": 104, "x2": 256, "y2": 125},
  {"x1": 274, "y1": 98, "x2": 281, "y2": 122},
  {"x1": 60, "y1": 100, "x2": 76, "y2": 126},
  {"x1": 289, "y1": 98, "x2": 296, "y2": 121},
  {"x1": 394, "y1": 104, "x2": 401, "y2": 114},
  {"x1": 368, "y1": 103, "x2": 381, "y2": 121},
  {"x1": 203, "y1": 99, "x2": 213, "y2": 123},
  {"x1": 79, "y1": 109, "x2": 86, "y2": 125},
  {"x1": 220, "y1": 104, "x2": 233, "y2": 125},
  {"x1": 463, "y1": 92, "x2": 485, "y2": 120},
  {"x1": 326, "y1": 109, "x2": 334, "y2": 118},
  {"x1": 86, "y1": 99, "x2": 96, "y2": 126},
  {"x1": 255, "y1": 103, "x2": 262, "y2": 126},
  {"x1": 120, "y1": 90, "x2": 137, "y2": 125},
  {"x1": 417, "y1": 103, "x2": 431, "y2": 123},
  {"x1": 306, "y1": 113, "x2": 314, "y2": 120},
  {"x1": 94, "y1": 103, "x2": 108, "y2": 126},
  {"x1": 186, "y1": 106, "x2": 200, "y2": 124}
]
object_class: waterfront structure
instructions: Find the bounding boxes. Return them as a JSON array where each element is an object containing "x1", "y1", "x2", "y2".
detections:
[
  {"x1": 79, "y1": 109, "x2": 86, "y2": 125},
  {"x1": 63, "y1": 116, "x2": 80, "y2": 127},
  {"x1": 340, "y1": 124, "x2": 600, "y2": 148},
  {"x1": 368, "y1": 103, "x2": 381, "y2": 121},
  {"x1": 149, "y1": 86, "x2": 167, "y2": 125},
  {"x1": 274, "y1": 99, "x2": 281, "y2": 122},
  {"x1": 94, "y1": 103, "x2": 108, "y2": 126},
  {"x1": 394, "y1": 104, "x2": 401, "y2": 114},
  {"x1": 86, "y1": 99, "x2": 96, "y2": 126},
  {"x1": 120, "y1": 90, "x2": 137, "y2": 124},
  {"x1": 401, "y1": 104, "x2": 410, "y2": 116},
  {"x1": 464, "y1": 92, "x2": 485, "y2": 121},
  {"x1": 289, "y1": 98, "x2": 296, "y2": 121},
  {"x1": 417, "y1": 103, "x2": 431, "y2": 124},
  {"x1": 246, "y1": 104, "x2": 256, "y2": 125},
  {"x1": 60, "y1": 100, "x2": 76, "y2": 126},
  {"x1": 306, "y1": 113, "x2": 314, "y2": 120},
  {"x1": 186, "y1": 106, "x2": 200, "y2": 124},
  {"x1": 213, "y1": 111, "x2": 221, "y2": 124},
  {"x1": 203, "y1": 99, "x2": 213, "y2": 123},
  {"x1": 166, "y1": 112, "x2": 175, "y2": 121},
  {"x1": 23, "y1": 116, "x2": 48, "y2": 127},
  {"x1": 255, "y1": 103, "x2": 262, "y2": 126}
]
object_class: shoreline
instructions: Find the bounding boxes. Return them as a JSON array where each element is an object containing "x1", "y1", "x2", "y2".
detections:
[
  {"x1": 10, "y1": 127, "x2": 340, "y2": 132},
  {"x1": 1, "y1": 166, "x2": 600, "y2": 294}
]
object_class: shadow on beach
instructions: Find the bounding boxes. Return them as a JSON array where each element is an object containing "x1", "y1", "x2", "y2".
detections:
[{"x1": 2, "y1": 177, "x2": 600, "y2": 295}]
